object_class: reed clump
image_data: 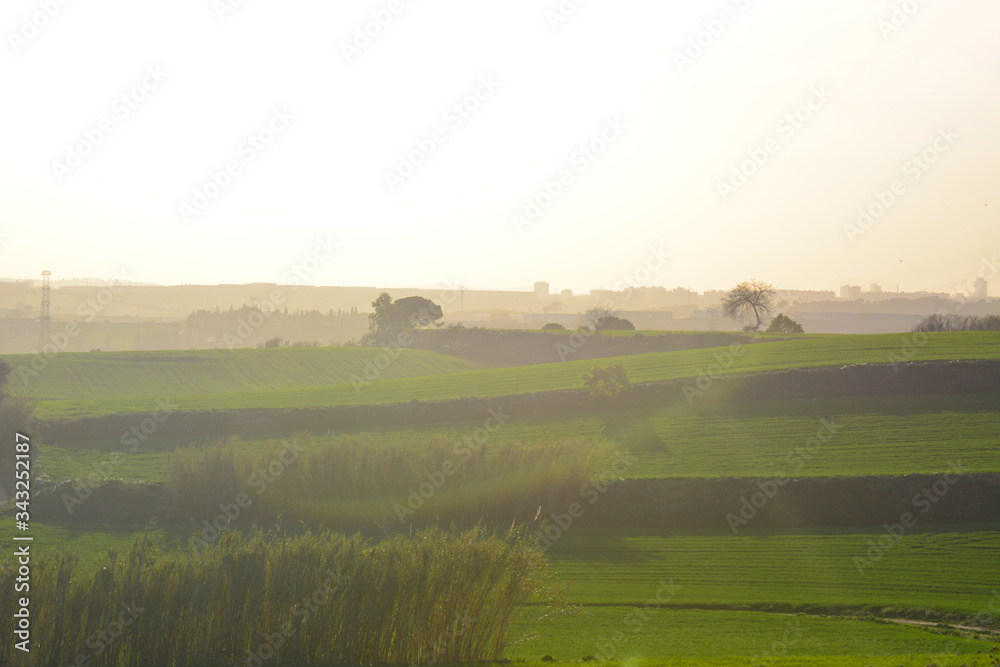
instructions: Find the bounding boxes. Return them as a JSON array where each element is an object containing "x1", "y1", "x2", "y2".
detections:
[{"x1": 0, "y1": 526, "x2": 556, "y2": 666}]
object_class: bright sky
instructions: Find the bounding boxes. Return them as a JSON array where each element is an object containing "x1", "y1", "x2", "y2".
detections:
[{"x1": 1, "y1": 0, "x2": 997, "y2": 295}]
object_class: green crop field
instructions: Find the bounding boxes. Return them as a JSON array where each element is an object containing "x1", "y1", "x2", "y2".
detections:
[
  {"x1": 37, "y1": 393, "x2": 1000, "y2": 484},
  {"x1": 2, "y1": 522, "x2": 996, "y2": 665},
  {"x1": 542, "y1": 526, "x2": 1000, "y2": 616},
  {"x1": 2, "y1": 346, "x2": 483, "y2": 401},
  {"x1": 17, "y1": 331, "x2": 1000, "y2": 418},
  {"x1": 5, "y1": 331, "x2": 1000, "y2": 665},
  {"x1": 511, "y1": 607, "x2": 996, "y2": 663}
]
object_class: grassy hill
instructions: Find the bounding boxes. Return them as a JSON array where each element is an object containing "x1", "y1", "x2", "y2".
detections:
[
  {"x1": 3, "y1": 346, "x2": 483, "y2": 401},
  {"x1": 21, "y1": 331, "x2": 1000, "y2": 418}
]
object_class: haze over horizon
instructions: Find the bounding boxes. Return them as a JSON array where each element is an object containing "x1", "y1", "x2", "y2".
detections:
[{"x1": 2, "y1": 0, "x2": 998, "y2": 296}]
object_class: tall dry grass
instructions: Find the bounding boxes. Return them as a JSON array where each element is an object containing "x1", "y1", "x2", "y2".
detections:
[
  {"x1": 0, "y1": 526, "x2": 556, "y2": 666},
  {"x1": 168, "y1": 435, "x2": 605, "y2": 528}
]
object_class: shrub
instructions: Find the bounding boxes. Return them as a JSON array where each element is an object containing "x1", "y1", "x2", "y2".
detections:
[
  {"x1": 541, "y1": 323, "x2": 565, "y2": 330},
  {"x1": 597, "y1": 315, "x2": 635, "y2": 331},
  {"x1": 913, "y1": 313, "x2": 1000, "y2": 332},
  {"x1": 582, "y1": 364, "x2": 633, "y2": 399},
  {"x1": 766, "y1": 313, "x2": 804, "y2": 333}
]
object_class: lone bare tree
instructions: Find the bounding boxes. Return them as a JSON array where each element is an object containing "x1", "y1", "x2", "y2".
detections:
[
  {"x1": 583, "y1": 305, "x2": 617, "y2": 331},
  {"x1": 721, "y1": 280, "x2": 776, "y2": 331}
]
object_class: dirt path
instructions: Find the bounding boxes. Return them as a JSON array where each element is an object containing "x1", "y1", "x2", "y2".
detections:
[{"x1": 885, "y1": 617, "x2": 1000, "y2": 635}]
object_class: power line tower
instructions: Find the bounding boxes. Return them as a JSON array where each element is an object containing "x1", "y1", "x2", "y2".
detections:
[{"x1": 39, "y1": 270, "x2": 51, "y2": 347}]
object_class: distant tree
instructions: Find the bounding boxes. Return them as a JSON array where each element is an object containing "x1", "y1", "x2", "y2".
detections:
[
  {"x1": 541, "y1": 322, "x2": 565, "y2": 330},
  {"x1": 583, "y1": 306, "x2": 617, "y2": 331},
  {"x1": 597, "y1": 315, "x2": 635, "y2": 331},
  {"x1": 542, "y1": 301, "x2": 562, "y2": 314},
  {"x1": 721, "y1": 280, "x2": 776, "y2": 332},
  {"x1": 765, "y1": 313, "x2": 804, "y2": 333},
  {"x1": 393, "y1": 296, "x2": 444, "y2": 328},
  {"x1": 262, "y1": 336, "x2": 285, "y2": 348},
  {"x1": 582, "y1": 364, "x2": 632, "y2": 400},
  {"x1": 365, "y1": 293, "x2": 443, "y2": 345},
  {"x1": 367, "y1": 292, "x2": 394, "y2": 340}
]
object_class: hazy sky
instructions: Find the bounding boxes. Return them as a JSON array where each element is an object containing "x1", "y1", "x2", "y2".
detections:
[{"x1": 1, "y1": 0, "x2": 997, "y2": 295}]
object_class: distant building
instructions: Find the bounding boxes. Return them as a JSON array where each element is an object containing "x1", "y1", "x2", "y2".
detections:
[
  {"x1": 534, "y1": 281, "x2": 549, "y2": 299},
  {"x1": 870, "y1": 283, "x2": 882, "y2": 294},
  {"x1": 839, "y1": 285, "x2": 862, "y2": 300},
  {"x1": 776, "y1": 289, "x2": 837, "y2": 303},
  {"x1": 560, "y1": 288, "x2": 573, "y2": 298},
  {"x1": 974, "y1": 278, "x2": 988, "y2": 298}
]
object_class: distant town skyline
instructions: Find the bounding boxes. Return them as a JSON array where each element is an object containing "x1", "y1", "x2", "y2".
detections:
[{"x1": 0, "y1": 273, "x2": 991, "y2": 299}]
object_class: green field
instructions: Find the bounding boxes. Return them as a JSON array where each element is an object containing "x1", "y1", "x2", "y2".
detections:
[
  {"x1": 2, "y1": 522, "x2": 996, "y2": 664},
  {"x1": 512, "y1": 608, "x2": 996, "y2": 662},
  {"x1": 14, "y1": 331, "x2": 1000, "y2": 418},
  {"x1": 4, "y1": 523, "x2": 996, "y2": 620},
  {"x1": 5, "y1": 331, "x2": 1000, "y2": 664},
  {"x1": 542, "y1": 526, "x2": 1000, "y2": 616},
  {"x1": 4, "y1": 346, "x2": 483, "y2": 401},
  {"x1": 38, "y1": 393, "x2": 1000, "y2": 484}
]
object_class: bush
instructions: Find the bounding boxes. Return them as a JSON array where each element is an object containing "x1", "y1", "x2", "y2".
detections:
[
  {"x1": 596, "y1": 315, "x2": 635, "y2": 331},
  {"x1": 766, "y1": 313, "x2": 804, "y2": 333},
  {"x1": 541, "y1": 323, "x2": 565, "y2": 330},
  {"x1": 913, "y1": 313, "x2": 1000, "y2": 332},
  {"x1": 583, "y1": 364, "x2": 633, "y2": 399}
]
